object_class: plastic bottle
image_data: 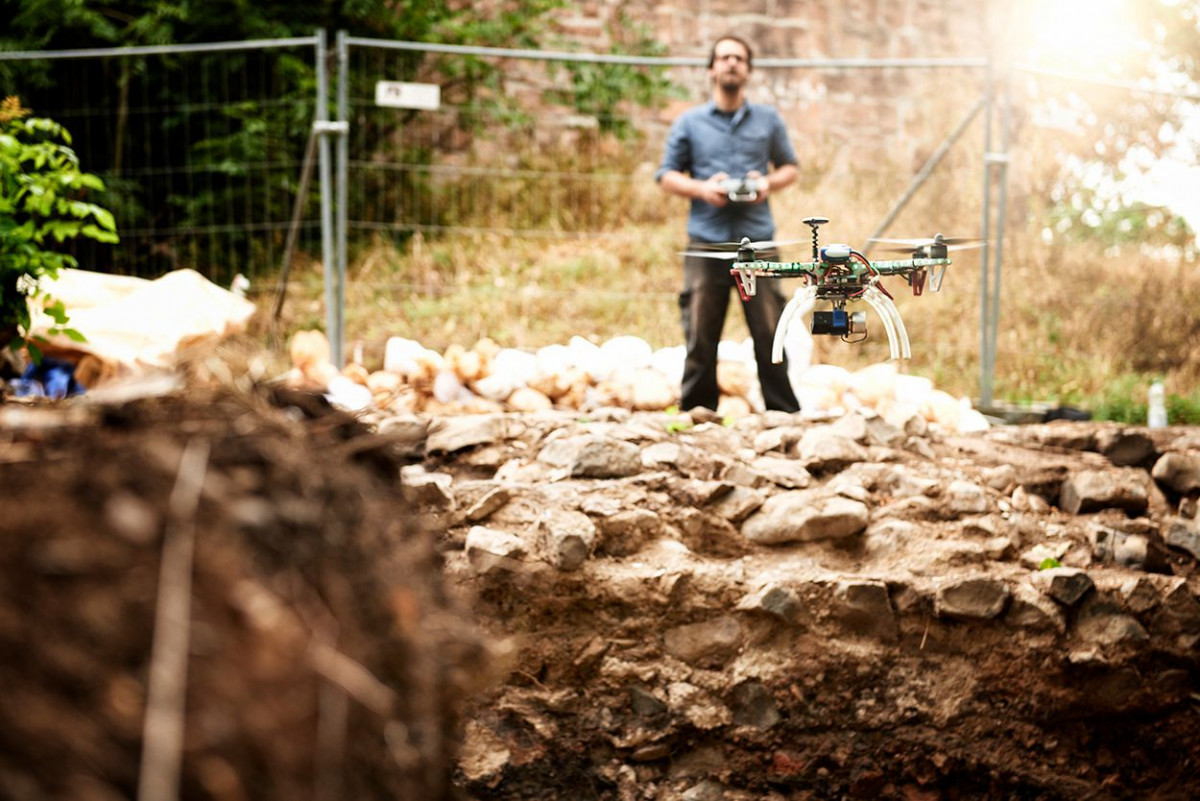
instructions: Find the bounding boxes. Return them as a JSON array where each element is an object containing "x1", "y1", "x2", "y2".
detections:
[{"x1": 1148, "y1": 381, "x2": 1167, "y2": 428}]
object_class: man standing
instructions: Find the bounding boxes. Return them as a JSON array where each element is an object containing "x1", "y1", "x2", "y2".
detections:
[{"x1": 656, "y1": 35, "x2": 800, "y2": 413}]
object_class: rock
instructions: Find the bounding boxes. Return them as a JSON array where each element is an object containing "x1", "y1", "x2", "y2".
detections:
[
  {"x1": 1151, "y1": 451, "x2": 1200, "y2": 494},
  {"x1": 796, "y1": 426, "x2": 869, "y2": 472},
  {"x1": 740, "y1": 490, "x2": 870, "y2": 545},
  {"x1": 1164, "y1": 517, "x2": 1200, "y2": 561},
  {"x1": 1032, "y1": 567, "x2": 1094, "y2": 606},
  {"x1": 538, "y1": 435, "x2": 644, "y2": 479},
  {"x1": 1119, "y1": 576, "x2": 1161, "y2": 614},
  {"x1": 737, "y1": 584, "x2": 805, "y2": 624},
  {"x1": 462, "y1": 485, "x2": 512, "y2": 523},
  {"x1": 594, "y1": 508, "x2": 662, "y2": 556},
  {"x1": 708, "y1": 486, "x2": 766, "y2": 524},
  {"x1": 1095, "y1": 428, "x2": 1156, "y2": 467},
  {"x1": 1019, "y1": 543, "x2": 1069, "y2": 569},
  {"x1": 1059, "y1": 468, "x2": 1149, "y2": 515},
  {"x1": 682, "y1": 780, "x2": 726, "y2": 801},
  {"x1": 465, "y1": 525, "x2": 527, "y2": 575},
  {"x1": 1075, "y1": 596, "x2": 1149, "y2": 646},
  {"x1": 934, "y1": 577, "x2": 1011, "y2": 620},
  {"x1": 1011, "y1": 485, "x2": 1051, "y2": 513},
  {"x1": 746, "y1": 455, "x2": 813, "y2": 489},
  {"x1": 458, "y1": 720, "x2": 512, "y2": 783},
  {"x1": 539, "y1": 508, "x2": 597, "y2": 571},
  {"x1": 1151, "y1": 580, "x2": 1200, "y2": 643},
  {"x1": 833, "y1": 580, "x2": 898, "y2": 641},
  {"x1": 730, "y1": 681, "x2": 780, "y2": 729},
  {"x1": 1005, "y1": 583, "x2": 1066, "y2": 633},
  {"x1": 663, "y1": 616, "x2": 743, "y2": 668},
  {"x1": 427, "y1": 414, "x2": 514, "y2": 453},
  {"x1": 628, "y1": 686, "x2": 667, "y2": 717},
  {"x1": 946, "y1": 480, "x2": 991, "y2": 515}
]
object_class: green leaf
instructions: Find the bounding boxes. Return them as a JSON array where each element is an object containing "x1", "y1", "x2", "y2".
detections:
[{"x1": 1038, "y1": 557, "x2": 1063, "y2": 570}]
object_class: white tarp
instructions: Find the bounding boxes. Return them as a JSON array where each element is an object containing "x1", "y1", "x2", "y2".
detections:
[{"x1": 31, "y1": 268, "x2": 257, "y2": 383}]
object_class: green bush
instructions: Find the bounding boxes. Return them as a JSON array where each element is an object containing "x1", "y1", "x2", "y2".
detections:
[{"x1": 0, "y1": 96, "x2": 117, "y2": 362}]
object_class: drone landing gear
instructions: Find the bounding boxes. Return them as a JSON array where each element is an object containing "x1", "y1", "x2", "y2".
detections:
[{"x1": 771, "y1": 286, "x2": 912, "y2": 364}]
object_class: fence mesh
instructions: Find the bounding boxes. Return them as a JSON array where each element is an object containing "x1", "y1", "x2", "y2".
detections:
[{"x1": 4, "y1": 40, "x2": 319, "y2": 287}]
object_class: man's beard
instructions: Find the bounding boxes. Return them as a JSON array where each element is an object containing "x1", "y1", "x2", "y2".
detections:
[{"x1": 716, "y1": 73, "x2": 742, "y2": 92}]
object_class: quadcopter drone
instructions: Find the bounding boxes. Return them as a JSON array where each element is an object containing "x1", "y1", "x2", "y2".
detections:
[{"x1": 683, "y1": 216, "x2": 983, "y2": 362}]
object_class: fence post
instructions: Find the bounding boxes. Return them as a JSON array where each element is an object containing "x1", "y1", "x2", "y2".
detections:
[{"x1": 335, "y1": 30, "x2": 350, "y2": 369}]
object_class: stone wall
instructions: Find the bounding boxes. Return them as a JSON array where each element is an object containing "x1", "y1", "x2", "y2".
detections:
[{"x1": 555, "y1": 0, "x2": 993, "y2": 162}]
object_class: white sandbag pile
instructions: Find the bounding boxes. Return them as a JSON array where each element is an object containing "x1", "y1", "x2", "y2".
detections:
[{"x1": 285, "y1": 330, "x2": 990, "y2": 433}]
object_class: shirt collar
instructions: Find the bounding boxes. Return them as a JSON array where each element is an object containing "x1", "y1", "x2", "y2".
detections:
[{"x1": 706, "y1": 100, "x2": 750, "y2": 124}]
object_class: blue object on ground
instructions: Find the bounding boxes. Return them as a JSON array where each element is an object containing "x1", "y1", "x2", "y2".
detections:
[{"x1": 10, "y1": 357, "x2": 86, "y2": 399}]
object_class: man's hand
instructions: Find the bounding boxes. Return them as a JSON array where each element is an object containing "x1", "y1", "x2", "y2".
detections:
[{"x1": 697, "y1": 172, "x2": 731, "y2": 207}]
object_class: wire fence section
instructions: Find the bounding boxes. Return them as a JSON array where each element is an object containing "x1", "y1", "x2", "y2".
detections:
[
  {"x1": 1, "y1": 36, "x2": 322, "y2": 286},
  {"x1": 341, "y1": 37, "x2": 679, "y2": 245}
]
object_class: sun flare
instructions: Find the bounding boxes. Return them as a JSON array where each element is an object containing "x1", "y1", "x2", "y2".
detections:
[{"x1": 1019, "y1": 0, "x2": 1141, "y2": 71}]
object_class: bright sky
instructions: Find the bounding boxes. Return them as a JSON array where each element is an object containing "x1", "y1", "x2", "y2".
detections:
[{"x1": 1015, "y1": 0, "x2": 1200, "y2": 232}]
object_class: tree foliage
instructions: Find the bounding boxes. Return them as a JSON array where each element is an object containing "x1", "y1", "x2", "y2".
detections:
[{"x1": 0, "y1": 96, "x2": 116, "y2": 358}]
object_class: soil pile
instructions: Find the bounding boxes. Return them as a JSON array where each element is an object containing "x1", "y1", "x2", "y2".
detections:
[
  {"x1": 0, "y1": 385, "x2": 492, "y2": 801},
  {"x1": 3, "y1": 373, "x2": 1200, "y2": 801}
]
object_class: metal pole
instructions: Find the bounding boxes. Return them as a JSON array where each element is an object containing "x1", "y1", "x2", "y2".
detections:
[
  {"x1": 864, "y1": 96, "x2": 988, "y2": 255},
  {"x1": 335, "y1": 30, "x2": 349, "y2": 369},
  {"x1": 988, "y1": 72, "x2": 1012, "y2": 397},
  {"x1": 978, "y1": 58, "x2": 995, "y2": 408},
  {"x1": 273, "y1": 127, "x2": 318, "y2": 322},
  {"x1": 316, "y1": 29, "x2": 337, "y2": 362}
]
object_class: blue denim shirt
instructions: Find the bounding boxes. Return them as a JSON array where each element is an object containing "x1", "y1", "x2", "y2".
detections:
[{"x1": 656, "y1": 100, "x2": 798, "y2": 243}]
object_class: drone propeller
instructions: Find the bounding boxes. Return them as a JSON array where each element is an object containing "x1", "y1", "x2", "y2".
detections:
[
  {"x1": 872, "y1": 241, "x2": 986, "y2": 255},
  {"x1": 681, "y1": 249, "x2": 741, "y2": 260},
  {"x1": 687, "y1": 237, "x2": 806, "y2": 251},
  {"x1": 869, "y1": 233, "x2": 987, "y2": 249}
]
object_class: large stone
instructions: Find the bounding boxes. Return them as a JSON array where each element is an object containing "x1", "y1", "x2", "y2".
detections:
[
  {"x1": 737, "y1": 584, "x2": 805, "y2": 624},
  {"x1": 833, "y1": 579, "x2": 898, "y2": 641},
  {"x1": 539, "y1": 508, "x2": 597, "y2": 571},
  {"x1": 795, "y1": 426, "x2": 869, "y2": 472},
  {"x1": 740, "y1": 490, "x2": 870, "y2": 545},
  {"x1": 1059, "y1": 468, "x2": 1150, "y2": 514},
  {"x1": 427, "y1": 414, "x2": 515, "y2": 453},
  {"x1": 1164, "y1": 518, "x2": 1200, "y2": 561},
  {"x1": 465, "y1": 525, "x2": 527, "y2": 575},
  {"x1": 1152, "y1": 451, "x2": 1200, "y2": 494},
  {"x1": 1005, "y1": 583, "x2": 1066, "y2": 633},
  {"x1": 663, "y1": 615, "x2": 743, "y2": 668},
  {"x1": 935, "y1": 576, "x2": 1011, "y2": 620},
  {"x1": 1032, "y1": 567, "x2": 1094, "y2": 606}
]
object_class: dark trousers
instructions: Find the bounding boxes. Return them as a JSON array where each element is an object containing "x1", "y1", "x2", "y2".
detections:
[{"x1": 678, "y1": 244, "x2": 800, "y2": 413}]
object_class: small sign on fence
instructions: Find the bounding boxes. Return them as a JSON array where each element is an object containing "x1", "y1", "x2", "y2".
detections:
[{"x1": 375, "y1": 81, "x2": 440, "y2": 110}]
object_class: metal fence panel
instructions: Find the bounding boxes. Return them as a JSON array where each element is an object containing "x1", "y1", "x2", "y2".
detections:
[{"x1": 1, "y1": 36, "x2": 322, "y2": 287}]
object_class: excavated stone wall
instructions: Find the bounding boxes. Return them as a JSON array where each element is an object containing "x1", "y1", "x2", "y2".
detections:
[{"x1": 387, "y1": 404, "x2": 1200, "y2": 800}]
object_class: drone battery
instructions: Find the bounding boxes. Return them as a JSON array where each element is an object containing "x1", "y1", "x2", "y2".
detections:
[{"x1": 811, "y1": 310, "x2": 866, "y2": 336}]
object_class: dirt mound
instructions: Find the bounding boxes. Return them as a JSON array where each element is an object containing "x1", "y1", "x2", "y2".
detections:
[
  {"x1": 0, "y1": 386, "x2": 491, "y2": 801},
  {"x1": 4, "y1": 375, "x2": 1200, "y2": 801}
]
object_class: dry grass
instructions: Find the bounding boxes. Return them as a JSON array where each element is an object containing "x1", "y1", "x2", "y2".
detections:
[{"x1": 261, "y1": 154, "x2": 1200, "y2": 420}]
